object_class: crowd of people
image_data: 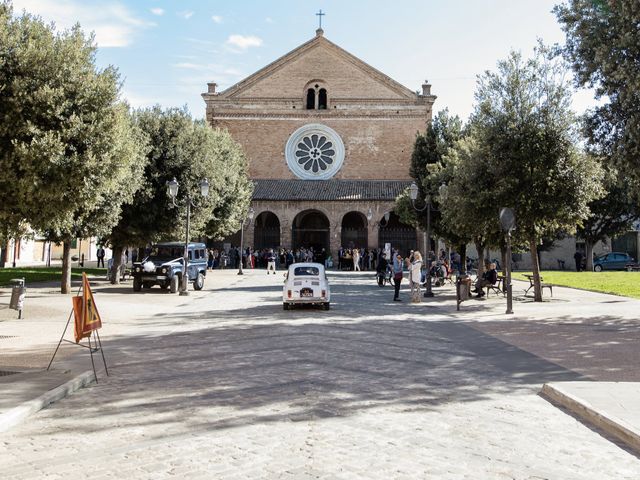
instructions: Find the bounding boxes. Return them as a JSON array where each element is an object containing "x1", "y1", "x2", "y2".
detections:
[
  {"x1": 201, "y1": 246, "x2": 329, "y2": 272},
  {"x1": 113, "y1": 242, "x2": 500, "y2": 301}
]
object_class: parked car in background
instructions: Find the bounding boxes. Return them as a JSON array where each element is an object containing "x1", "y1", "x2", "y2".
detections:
[
  {"x1": 283, "y1": 262, "x2": 330, "y2": 310},
  {"x1": 132, "y1": 242, "x2": 207, "y2": 293},
  {"x1": 592, "y1": 252, "x2": 636, "y2": 272}
]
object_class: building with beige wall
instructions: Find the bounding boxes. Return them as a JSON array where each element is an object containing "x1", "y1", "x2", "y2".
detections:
[{"x1": 202, "y1": 28, "x2": 435, "y2": 257}]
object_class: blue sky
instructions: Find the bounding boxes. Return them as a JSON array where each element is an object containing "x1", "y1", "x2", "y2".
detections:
[{"x1": 10, "y1": 0, "x2": 596, "y2": 120}]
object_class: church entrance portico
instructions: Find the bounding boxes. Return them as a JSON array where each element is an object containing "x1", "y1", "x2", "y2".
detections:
[
  {"x1": 254, "y1": 211, "x2": 280, "y2": 249},
  {"x1": 341, "y1": 211, "x2": 368, "y2": 249},
  {"x1": 378, "y1": 212, "x2": 417, "y2": 256},
  {"x1": 292, "y1": 209, "x2": 330, "y2": 259}
]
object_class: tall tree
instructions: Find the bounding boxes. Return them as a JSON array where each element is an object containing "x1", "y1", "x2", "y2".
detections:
[
  {"x1": 438, "y1": 135, "x2": 504, "y2": 278},
  {"x1": 473, "y1": 46, "x2": 603, "y2": 301},
  {"x1": 578, "y1": 164, "x2": 639, "y2": 270},
  {"x1": 555, "y1": 0, "x2": 640, "y2": 185},
  {"x1": 0, "y1": 3, "x2": 147, "y2": 292},
  {"x1": 105, "y1": 107, "x2": 253, "y2": 283},
  {"x1": 398, "y1": 110, "x2": 464, "y2": 254}
]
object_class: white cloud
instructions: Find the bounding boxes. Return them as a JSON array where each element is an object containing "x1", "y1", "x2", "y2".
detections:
[
  {"x1": 211, "y1": 15, "x2": 222, "y2": 24},
  {"x1": 265, "y1": 17, "x2": 274, "y2": 23},
  {"x1": 226, "y1": 34, "x2": 263, "y2": 51},
  {"x1": 171, "y1": 62, "x2": 241, "y2": 78},
  {"x1": 11, "y1": 0, "x2": 152, "y2": 47},
  {"x1": 179, "y1": 10, "x2": 194, "y2": 20},
  {"x1": 150, "y1": 8, "x2": 164, "y2": 16}
]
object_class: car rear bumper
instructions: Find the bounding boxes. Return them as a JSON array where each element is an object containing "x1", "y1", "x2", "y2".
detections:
[{"x1": 284, "y1": 297, "x2": 329, "y2": 304}]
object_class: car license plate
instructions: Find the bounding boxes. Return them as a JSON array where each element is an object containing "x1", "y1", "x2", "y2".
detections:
[{"x1": 300, "y1": 288, "x2": 313, "y2": 297}]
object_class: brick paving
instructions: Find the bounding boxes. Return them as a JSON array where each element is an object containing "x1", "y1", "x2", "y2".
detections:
[{"x1": 1, "y1": 271, "x2": 639, "y2": 479}]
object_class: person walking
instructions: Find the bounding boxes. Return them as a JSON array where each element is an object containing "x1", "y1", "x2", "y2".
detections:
[
  {"x1": 392, "y1": 253, "x2": 404, "y2": 301},
  {"x1": 96, "y1": 245, "x2": 106, "y2": 268},
  {"x1": 353, "y1": 248, "x2": 360, "y2": 271},
  {"x1": 267, "y1": 249, "x2": 277, "y2": 274},
  {"x1": 574, "y1": 250, "x2": 583, "y2": 272},
  {"x1": 410, "y1": 251, "x2": 423, "y2": 303}
]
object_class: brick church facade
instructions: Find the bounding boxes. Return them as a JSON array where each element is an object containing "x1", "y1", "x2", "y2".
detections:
[{"x1": 202, "y1": 28, "x2": 436, "y2": 257}]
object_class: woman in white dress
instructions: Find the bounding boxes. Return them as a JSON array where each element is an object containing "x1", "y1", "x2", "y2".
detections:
[
  {"x1": 410, "y1": 251, "x2": 423, "y2": 303},
  {"x1": 352, "y1": 248, "x2": 360, "y2": 271}
]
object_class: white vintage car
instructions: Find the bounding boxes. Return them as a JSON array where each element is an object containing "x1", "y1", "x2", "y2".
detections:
[{"x1": 283, "y1": 262, "x2": 331, "y2": 310}]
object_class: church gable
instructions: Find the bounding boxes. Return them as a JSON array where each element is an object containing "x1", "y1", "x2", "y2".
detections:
[{"x1": 220, "y1": 32, "x2": 416, "y2": 101}]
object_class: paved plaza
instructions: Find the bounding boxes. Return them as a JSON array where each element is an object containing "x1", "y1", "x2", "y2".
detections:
[{"x1": 1, "y1": 270, "x2": 640, "y2": 479}]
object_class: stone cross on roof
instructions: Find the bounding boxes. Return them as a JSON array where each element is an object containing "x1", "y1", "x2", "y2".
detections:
[{"x1": 316, "y1": 9, "x2": 325, "y2": 29}]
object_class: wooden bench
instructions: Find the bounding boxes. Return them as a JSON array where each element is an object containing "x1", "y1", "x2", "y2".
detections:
[
  {"x1": 523, "y1": 274, "x2": 553, "y2": 297},
  {"x1": 486, "y1": 275, "x2": 505, "y2": 297}
]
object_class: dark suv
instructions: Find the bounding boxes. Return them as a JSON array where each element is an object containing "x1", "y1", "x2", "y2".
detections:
[{"x1": 132, "y1": 242, "x2": 208, "y2": 293}]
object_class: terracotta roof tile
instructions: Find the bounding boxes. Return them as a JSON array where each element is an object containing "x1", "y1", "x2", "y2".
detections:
[{"x1": 252, "y1": 179, "x2": 410, "y2": 201}]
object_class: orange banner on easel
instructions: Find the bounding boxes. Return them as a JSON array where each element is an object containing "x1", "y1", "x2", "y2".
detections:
[{"x1": 73, "y1": 273, "x2": 103, "y2": 343}]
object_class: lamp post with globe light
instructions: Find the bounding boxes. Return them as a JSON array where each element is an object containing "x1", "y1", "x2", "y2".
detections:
[
  {"x1": 238, "y1": 207, "x2": 255, "y2": 275},
  {"x1": 166, "y1": 177, "x2": 210, "y2": 296},
  {"x1": 500, "y1": 207, "x2": 516, "y2": 314},
  {"x1": 409, "y1": 181, "x2": 447, "y2": 297},
  {"x1": 409, "y1": 182, "x2": 433, "y2": 297}
]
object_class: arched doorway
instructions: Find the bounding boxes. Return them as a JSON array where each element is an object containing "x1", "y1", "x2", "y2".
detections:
[
  {"x1": 254, "y1": 211, "x2": 280, "y2": 249},
  {"x1": 292, "y1": 210, "x2": 330, "y2": 259},
  {"x1": 378, "y1": 212, "x2": 417, "y2": 256},
  {"x1": 341, "y1": 211, "x2": 368, "y2": 249}
]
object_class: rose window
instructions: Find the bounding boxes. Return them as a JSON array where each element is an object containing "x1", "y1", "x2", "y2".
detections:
[
  {"x1": 295, "y1": 134, "x2": 336, "y2": 173},
  {"x1": 285, "y1": 124, "x2": 345, "y2": 180}
]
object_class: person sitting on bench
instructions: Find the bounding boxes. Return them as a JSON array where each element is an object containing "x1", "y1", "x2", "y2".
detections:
[{"x1": 473, "y1": 262, "x2": 498, "y2": 297}]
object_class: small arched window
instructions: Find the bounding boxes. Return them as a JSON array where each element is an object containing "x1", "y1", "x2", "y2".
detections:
[
  {"x1": 306, "y1": 89, "x2": 316, "y2": 110},
  {"x1": 318, "y1": 88, "x2": 327, "y2": 109}
]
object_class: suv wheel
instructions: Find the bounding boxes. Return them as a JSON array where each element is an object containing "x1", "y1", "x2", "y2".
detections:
[
  {"x1": 594, "y1": 264, "x2": 603, "y2": 272},
  {"x1": 193, "y1": 273, "x2": 205, "y2": 291},
  {"x1": 133, "y1": 277, "x2": 142, "y2": 292},
  {"x1": 170, "y1": 275, "x2": 179, "y2": 293}
]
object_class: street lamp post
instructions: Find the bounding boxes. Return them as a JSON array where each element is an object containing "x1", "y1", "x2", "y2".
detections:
[
  {"x1": 499, "y1": 207, "x2": 516, "y2": 314},
  {"x1": 238, "y1": 207, "x2": 255, "y2": 275},
  {"x1": 409, "y1": 182, "x2": 434, "y2": 297},
  {"x1": 166, "y1": 177, "x2": 210, "y2": 296}
]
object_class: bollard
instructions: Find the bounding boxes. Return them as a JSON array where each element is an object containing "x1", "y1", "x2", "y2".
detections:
[{"x1": 9, "y1": 277, "x2": 26, "y2": 319}]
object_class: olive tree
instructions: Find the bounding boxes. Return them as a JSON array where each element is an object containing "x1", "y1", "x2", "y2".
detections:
[
  {"x1": 0, "y1": 3, "x2": 147, "y2": 293},
  {"x1": 472, "y1": 46, "x2": 603, "y2": 301},
  {"x1": 105, "y1": 107, "x2": 253, "y2": 283}
]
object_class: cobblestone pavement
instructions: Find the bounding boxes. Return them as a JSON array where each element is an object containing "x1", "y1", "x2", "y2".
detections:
[{"x1": 1, "y1": 271, "x2": 639, "y2": 479}]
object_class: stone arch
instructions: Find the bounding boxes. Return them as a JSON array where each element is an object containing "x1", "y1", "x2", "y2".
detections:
[
  {"x1": 377, "y1": 212, "x2": 417, "y2": 256},
  {"x1": 292, "y1": 209, "x2": 330, "y2": 259},
  {"x1": 253, "y1": 211, "x2": 281, "y2": 249},
  {"x1": 340, "y1": 211, "x2": 368, "y2": 249},
  {"x1": 303, "y1": 79, "x2": 328, "y2": 110}
]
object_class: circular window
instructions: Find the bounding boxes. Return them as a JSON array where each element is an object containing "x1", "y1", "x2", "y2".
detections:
[{"x1": 285, "y1": 124, "x2": 345, "y2": 180}]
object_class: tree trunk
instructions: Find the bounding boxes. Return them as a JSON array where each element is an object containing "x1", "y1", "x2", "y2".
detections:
[
  {"x1": 474, "y1": 239, "x2": 485, "y2": 277},
  {"x1": 61, "y1": 240, "x2": 72, "y2": 294},
  {"x1": 500, "y1": 245, "x2": 507, "y2": 276},
  {"x1": 459, "y1": 243, "x2": 467, "y2": 275},
  {"x1": 585, "y1": 241, "x2": 594, "y2": 271},
  {"x1": 529, "y1": 236, "x2": 543, "y2": 302},
  {"x1": 110, "y1": 245, "x2": 123, "y2": 284}
]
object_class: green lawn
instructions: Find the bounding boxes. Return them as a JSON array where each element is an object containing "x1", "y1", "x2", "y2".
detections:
[
  {"x1": 512, "y1": 271, "x2": 640, "y2": 299},
  {"x1": 0, "y1": 267, "x2": 105, "y2": 287}
]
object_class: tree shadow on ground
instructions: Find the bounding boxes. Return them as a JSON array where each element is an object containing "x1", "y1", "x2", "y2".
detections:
[{"x1": 34, "y1": 315, "x2": 583, "y2": 440}]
